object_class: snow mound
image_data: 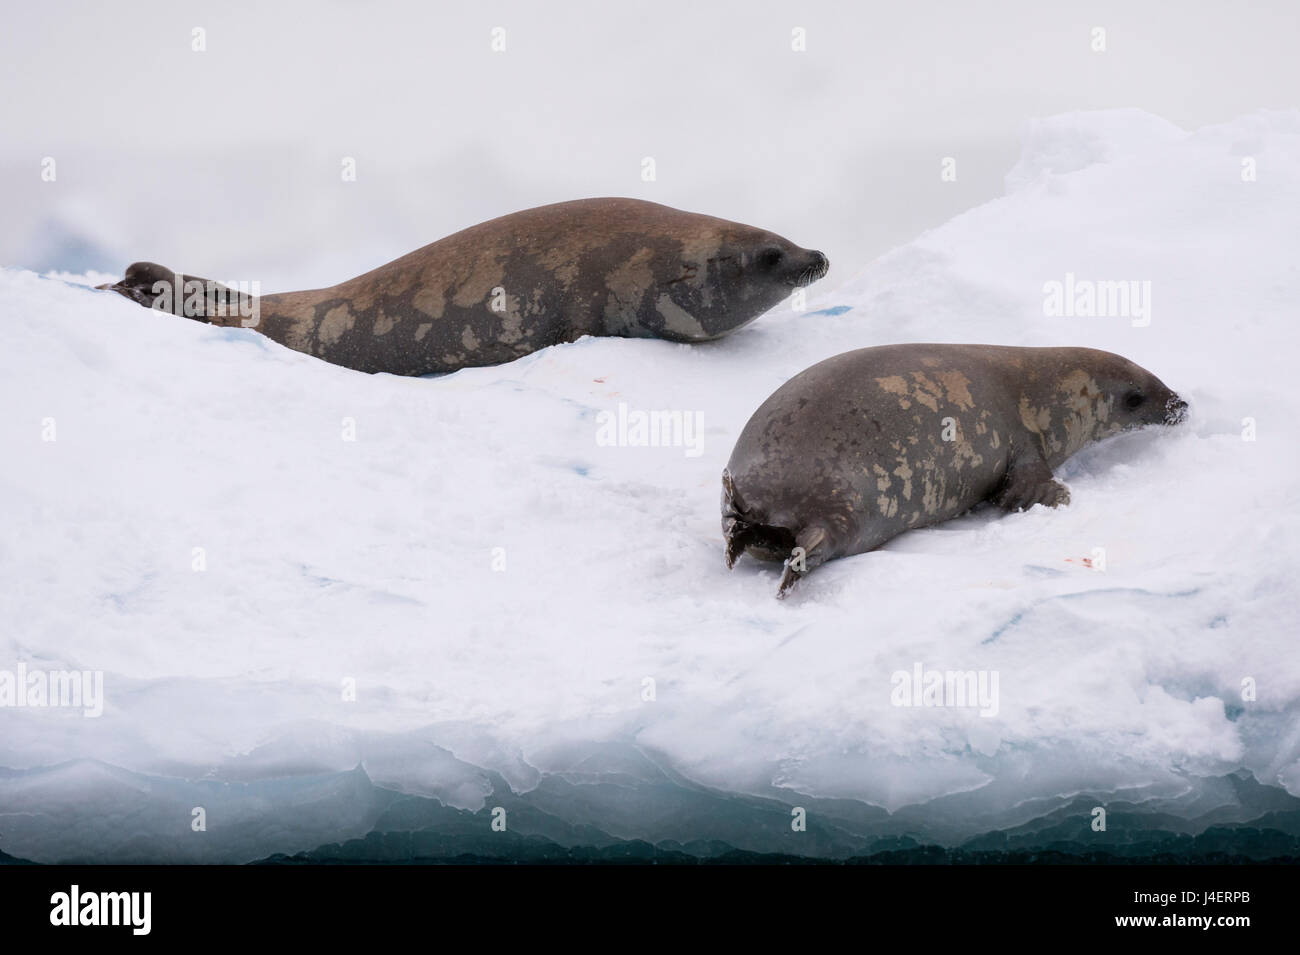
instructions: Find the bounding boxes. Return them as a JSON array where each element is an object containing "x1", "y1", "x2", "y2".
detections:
[{"x1": 1003, "y1": 108, "x2": 1187, "y2": 192}]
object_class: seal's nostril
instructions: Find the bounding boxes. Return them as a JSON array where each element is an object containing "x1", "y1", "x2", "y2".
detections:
[{"x1": 1165, "y1": 395, "x2": 1189, "y2": 424}]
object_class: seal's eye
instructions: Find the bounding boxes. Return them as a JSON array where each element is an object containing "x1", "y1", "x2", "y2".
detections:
[
  {"x1": 758, "y1": 248, "x2": 783, "y2": 269},
  {"x1": 1124, "y1": 391, "x2": 1145, "y2": 410}
]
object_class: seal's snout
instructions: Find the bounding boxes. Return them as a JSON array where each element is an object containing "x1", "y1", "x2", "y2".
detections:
[
  {"x1": 1165, "y1": 394, "x2": 1189, "y2": 425},
  {"x1": 794, "y1": 250, "x2": 829, "y2": 287}
]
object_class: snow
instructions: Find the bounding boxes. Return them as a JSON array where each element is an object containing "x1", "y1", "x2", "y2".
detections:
[{"x1": 2, "y1": 109, "x2": 1299, "y2": 862}]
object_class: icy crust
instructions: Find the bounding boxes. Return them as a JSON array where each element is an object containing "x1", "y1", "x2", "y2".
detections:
[
  {"x1": 2, "y1": 110, "x2": 1299, "y2": 862},
  {"x1": 1, "y1": 757, "x2": 1299, "y2": 864}
]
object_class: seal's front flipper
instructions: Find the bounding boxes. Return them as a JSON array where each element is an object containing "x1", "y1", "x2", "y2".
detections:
[
  {"x1": 994, "y1": 455, "x2": 1070, "y2": 512},
  {"x1": 776, "y1": 525, "x2": 829, "y2": 599}
]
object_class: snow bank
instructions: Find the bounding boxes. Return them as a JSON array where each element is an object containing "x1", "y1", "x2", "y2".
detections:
[{"x1": 2, "y1": 109, "x2": 1298, "y2": 861}]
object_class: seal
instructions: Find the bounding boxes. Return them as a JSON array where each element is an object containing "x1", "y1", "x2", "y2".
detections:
[
  {"x1": 99, "y1": 198, "x2": 829, "y2": 376},
  {"x1": 721, "y1": 344, "x2": 1187, "y2": 597}
]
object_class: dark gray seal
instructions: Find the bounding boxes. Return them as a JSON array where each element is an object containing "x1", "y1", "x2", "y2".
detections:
[
  {"x1": 98, "y1": 198, "x2": 829, "y2": 375},
  {"x1": 722, "y1": 344, "x2": 1187, "y2": 597}
]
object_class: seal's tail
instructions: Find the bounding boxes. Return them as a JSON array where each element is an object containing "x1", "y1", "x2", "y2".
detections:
[{"x1": 98, "y1": 262, "x2": 254, "y2": 326}]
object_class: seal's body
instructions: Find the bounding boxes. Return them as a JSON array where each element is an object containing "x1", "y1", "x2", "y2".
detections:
[
  {"x1": 101, "y1": 198, "x2": 828, "y2": 376},
  {"x1": 722, "y1": 344, "x2": 1186, "y2": 596}
]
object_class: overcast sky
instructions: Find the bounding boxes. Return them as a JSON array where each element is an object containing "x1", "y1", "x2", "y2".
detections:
[{"x1": 3, "y1": 0, "x2": 1296, "y2": 288}]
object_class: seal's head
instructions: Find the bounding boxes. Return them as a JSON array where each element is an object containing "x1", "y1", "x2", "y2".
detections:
[
  {"x1": 1029, "y1": 348, "x2": 1187, "y2": 467},
  {"x1": 618, "y1": 204, "x2": 828, "y2": 343},
  {"x1": 668, "y1": 226, "x2": 828, "y2": 341},
  {"x1": 1085, "y1": 349, "x2": 1188, "y2": 429},
  {"x1": 736, "y1": 235, "x2": 831, "y2": 290}
]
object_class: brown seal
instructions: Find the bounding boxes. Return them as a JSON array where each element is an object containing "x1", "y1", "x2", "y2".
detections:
[
  {"x1": 99, "y1": 198, "x2": 829, "y2": 375},
  {"x1": 722, "y1": 344, "x2": 1187, "y2": 597}
]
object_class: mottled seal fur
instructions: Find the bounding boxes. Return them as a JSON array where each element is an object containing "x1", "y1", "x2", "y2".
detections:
[
  {"x1": 99, "y1": 198, "x2": 829, "y2": 375},
  {"x1": 722, "y1": 344, "x2": 1187, "y2": 597}
]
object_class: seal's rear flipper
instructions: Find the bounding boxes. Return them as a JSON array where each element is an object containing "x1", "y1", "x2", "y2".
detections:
[
  {"x1": 721, "y1": 469, "x2": 750, "y2": 568},
  {"x1": 722, "y1": 469, "x2": 820, "y2": 581},
  {"x1": 724, "y1": 522, "x2": 751, "y2": 569},
  {"x1": 98, "y1": 262, "x2": 251, "y2": 325},
  {"x1": 775, "y1": 525, "x2": 829, "y2": 599},
  {"x1": 97, "y1": 262, "x2": 179, "y2": 309}
]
